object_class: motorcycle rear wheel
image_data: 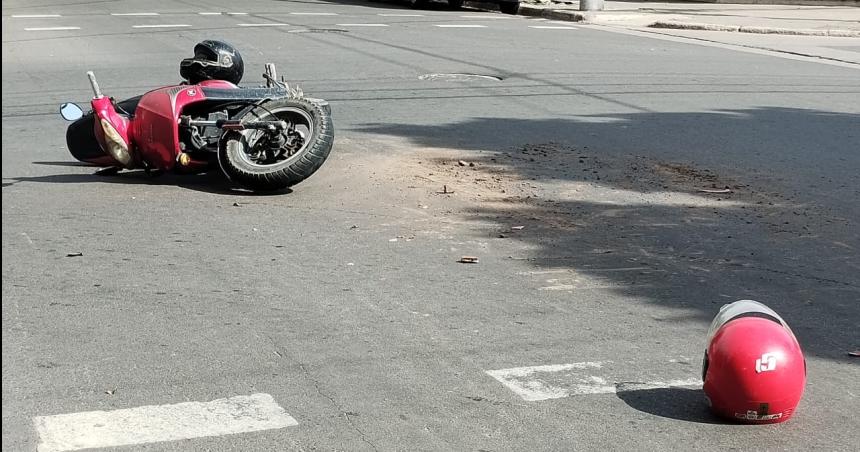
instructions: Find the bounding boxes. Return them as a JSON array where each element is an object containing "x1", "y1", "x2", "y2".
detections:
[{"x1": 218, "y1": 97, "x2": 333, "y2": 191}]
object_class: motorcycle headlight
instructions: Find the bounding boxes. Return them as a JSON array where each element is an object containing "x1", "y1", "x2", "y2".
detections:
[{"x1": 100, "y1": 118, "x2": 133, "y2": 168}]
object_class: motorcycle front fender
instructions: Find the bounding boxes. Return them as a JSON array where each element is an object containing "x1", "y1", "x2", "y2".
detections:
[{"x1": 66, "y1": 96, "x2": 141, "y2": 166}]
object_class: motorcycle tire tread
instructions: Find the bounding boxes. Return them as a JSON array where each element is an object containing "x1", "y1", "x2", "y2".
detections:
[{"x1": 218, "y1": 97, "x2": 333, "y2": 191}]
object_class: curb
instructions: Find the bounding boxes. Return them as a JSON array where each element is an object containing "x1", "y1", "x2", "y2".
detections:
[
  {"x1": 512, "y1": 5, "x2": 860, "y2": 37},
  {"x1": 516, "y1": 4, "x2": 589, "y2": 21},
  {"x1": 649, "y1": 20, "x2": 860, "y2": 37}
]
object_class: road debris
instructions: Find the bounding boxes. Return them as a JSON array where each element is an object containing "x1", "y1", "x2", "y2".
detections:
[
  {"x1": 233, "y1": 202, "x2": 241, "y2": 207},
  {"x1": 849, "y1": 350, "x2": 860, "y2": 357},
  {"x1": 66, "y1": 252, "x2": 83, "y2": 257},
  {"x1": 105, "y1": 388, "x2": 117, "y2": 395},
  {"x1": 458, "y1": 160, "x2": 467, "y2": 166},
  {"x1": 698, "y1": 188, "x2": 732, "y2": 194},
  {"x1": 459, "y1": 256, "x2": 479, "y2": 264},
  {"x1": 511, "y1": 226, "x2": 525, "y2": 230},
  {"x1": 437, "y1": 185, "x2": 454, "y2": 194}
]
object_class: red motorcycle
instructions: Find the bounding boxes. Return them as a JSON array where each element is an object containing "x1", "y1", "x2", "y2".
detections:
[{"x1": 60, "y1": 62, "x2": 333, "y2": 191}]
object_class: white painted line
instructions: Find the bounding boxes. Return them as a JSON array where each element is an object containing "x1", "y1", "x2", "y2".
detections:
[
  {"x1": 111, "y1": 12, "x2": 159, "y2": 16},
  {"x1": 132, "y1": 24, "x2": 191, "y2": 28},
  {"x1": 486, "y1": 362, "x2": 702, "y2": 401},
  {"x1": 529, "y1": 26, "x2": 578, "y2": 30},
  {"x1": 434, "y1": 24, "x2": 487, "y2": 28},
  {"x1": 336, "y1": 23, "x2": 389, "y2": 27},
  {"x1": 227, "y1": 12, "x2": 249, "y2": 15},
  {"x1": 291, "y1": 12, "x2": 338, "y2": 16},
  {"x1": 538, "y1": 285, "x2": 577, "y2": 291},
  {"x1": 517, "y1": 270, "x2": 569, "y2": 275},
  {"x1": 24, "y1": 27, "x2": 81, "y2": 31},
  {"x1": 237, "y1": 23, "x2": 289, "y2": 27},
  {"x1": 461, "y1": 15, "x2": 513, "y2": 19},
  {"x1": 198, "y1": 12, "x2": 222, "y2": 15},
  {"x1": 12, "y1": 14, "x2": 62, "y2": 18},
  {"x1": 378, "y1": 13, "x2": 425, "y2": 17},
  {"x1": 34, "y1": 393, "x2": 297, "y2": 452}
]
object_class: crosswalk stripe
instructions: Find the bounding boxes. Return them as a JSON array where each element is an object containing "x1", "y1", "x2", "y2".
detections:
[
  {"x1": 486, "y1": 362, "x2": 702, "y2": 401},
  {"x1": 34, "y1": 393, "x2": 297, "y2": 452}
]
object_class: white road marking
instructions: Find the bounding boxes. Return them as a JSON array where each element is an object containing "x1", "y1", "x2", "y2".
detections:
[
  {"x1": 110, "y1": 12, "x2": 159, "y2": 16},
  {"x1": 336, "y1": 23, "x2": 389, "y2": 27},
  {"x1": 434, "y1": 24, "x2": 487, "y2": 28},
  {"x1": 461, "y1": 15, "x2": 513, "y2": 19},
  {"x1": 34, "y1": 393, "x2": 297, "y2": 452},
  {"x1": 378, "y1": 13, "x2": 425, "y2": 17},
  {"x1": 487, "y1": 362, "x2": 702, "y2": 401},
  {"x1": 517, "y1": 270, "x2": 569, "y2": 275},
  {"x1": 198, "y1": 12, "x2": 222, "y2": 15},
  {"x1": 132, "y1": 24, "x2": 191, "y2": 28},
  {"x1": 537, "y1": 285, "x2": 577, "y2": 291},
  {"x1": 12, "y1": 14, "x2": 62, "y2": 18},
  {"x1": 291, "y1": 12, "x2": 338, "y2": 15},
  {"x1": 24, "y1": 27, "x2": 81, "y2": 31},
  {"x1": 529, "y1": 26, "x2": 578, "y2": 30},
  {"x1": 237, "y1": 23, "x2": 289, "y2": 27},
  {"x1": 227, "y1": 12, "x2": 249, "y2": 15}
]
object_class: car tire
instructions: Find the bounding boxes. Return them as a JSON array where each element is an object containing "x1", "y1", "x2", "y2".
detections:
[{"x1": 499, "y1": 1, "x2": 519, "y2": 14}]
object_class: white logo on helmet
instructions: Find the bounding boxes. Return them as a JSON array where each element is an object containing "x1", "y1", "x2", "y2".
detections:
[
  {"x1": 755, "y1": 353, "x2": 777, "y2": 373},
  {"x1": 221, "y1": 55, "x2": 233, "y2": 66},
  {"x1": 735, "y1": 410, "x2": 783, "y2": 421}
]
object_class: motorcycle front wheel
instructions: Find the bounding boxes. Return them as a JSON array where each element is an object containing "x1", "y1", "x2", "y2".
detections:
[{"x1": 218, "y1": 97, "x2": 334, "y2": 191}]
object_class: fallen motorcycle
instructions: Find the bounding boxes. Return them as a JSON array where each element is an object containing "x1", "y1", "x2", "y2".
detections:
[{"x1": 60, "y1": 43, "x2": 333, "y2": 192}]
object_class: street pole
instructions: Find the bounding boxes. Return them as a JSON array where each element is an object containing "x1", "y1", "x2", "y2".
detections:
[{"x1": 580, "y1": 0, "x2": 604, "y2": 11}]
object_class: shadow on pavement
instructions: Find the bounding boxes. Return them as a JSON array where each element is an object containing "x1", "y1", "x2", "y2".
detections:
[
  {"x1": 616, "y1": 386, "x2": 723, "y2": 424},
  {"x1": 355, "y1": 107, "x2": 860, "y2": 362},
  {"x1": 4, "y1": 169, "x2": 293, "y2": 196}
]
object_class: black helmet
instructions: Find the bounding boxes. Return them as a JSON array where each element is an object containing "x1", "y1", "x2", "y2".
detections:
[{"x1": 180, "y1": 40, "x2": 244, "y2": 85}]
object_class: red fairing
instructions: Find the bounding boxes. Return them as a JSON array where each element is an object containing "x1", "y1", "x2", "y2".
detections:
[
  {"x1": 132, "y1": 85, "x2": 212, "y2": 170},
  {"x1": 704, "y1": 316, "x2": 806, "y2": 424},
  {"x1": 91, "y1": 96, "x2": 132, "y2": 167}
]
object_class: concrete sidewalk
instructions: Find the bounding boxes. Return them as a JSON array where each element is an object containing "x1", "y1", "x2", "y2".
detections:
[{"x1": 500, "y1": 1, "x2": 860, "y2": 36}]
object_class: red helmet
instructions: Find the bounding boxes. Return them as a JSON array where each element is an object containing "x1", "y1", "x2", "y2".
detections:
[{"x1": 702, "y1": 300, "x2": 806, "y2": 424}]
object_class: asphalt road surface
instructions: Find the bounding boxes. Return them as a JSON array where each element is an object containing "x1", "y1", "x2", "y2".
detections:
[{"x1": 3, "y1": 0, "x2": 859, "y2": 450}]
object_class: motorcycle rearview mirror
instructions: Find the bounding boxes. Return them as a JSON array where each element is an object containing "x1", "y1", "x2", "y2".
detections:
[{"x1": 59, "y1": 103, "x2": 84, "y2": 121}]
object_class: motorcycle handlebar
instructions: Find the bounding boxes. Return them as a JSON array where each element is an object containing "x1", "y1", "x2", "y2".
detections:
[{"x1": 86, "y1": 71, "x2": 103, "y2": 98}]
